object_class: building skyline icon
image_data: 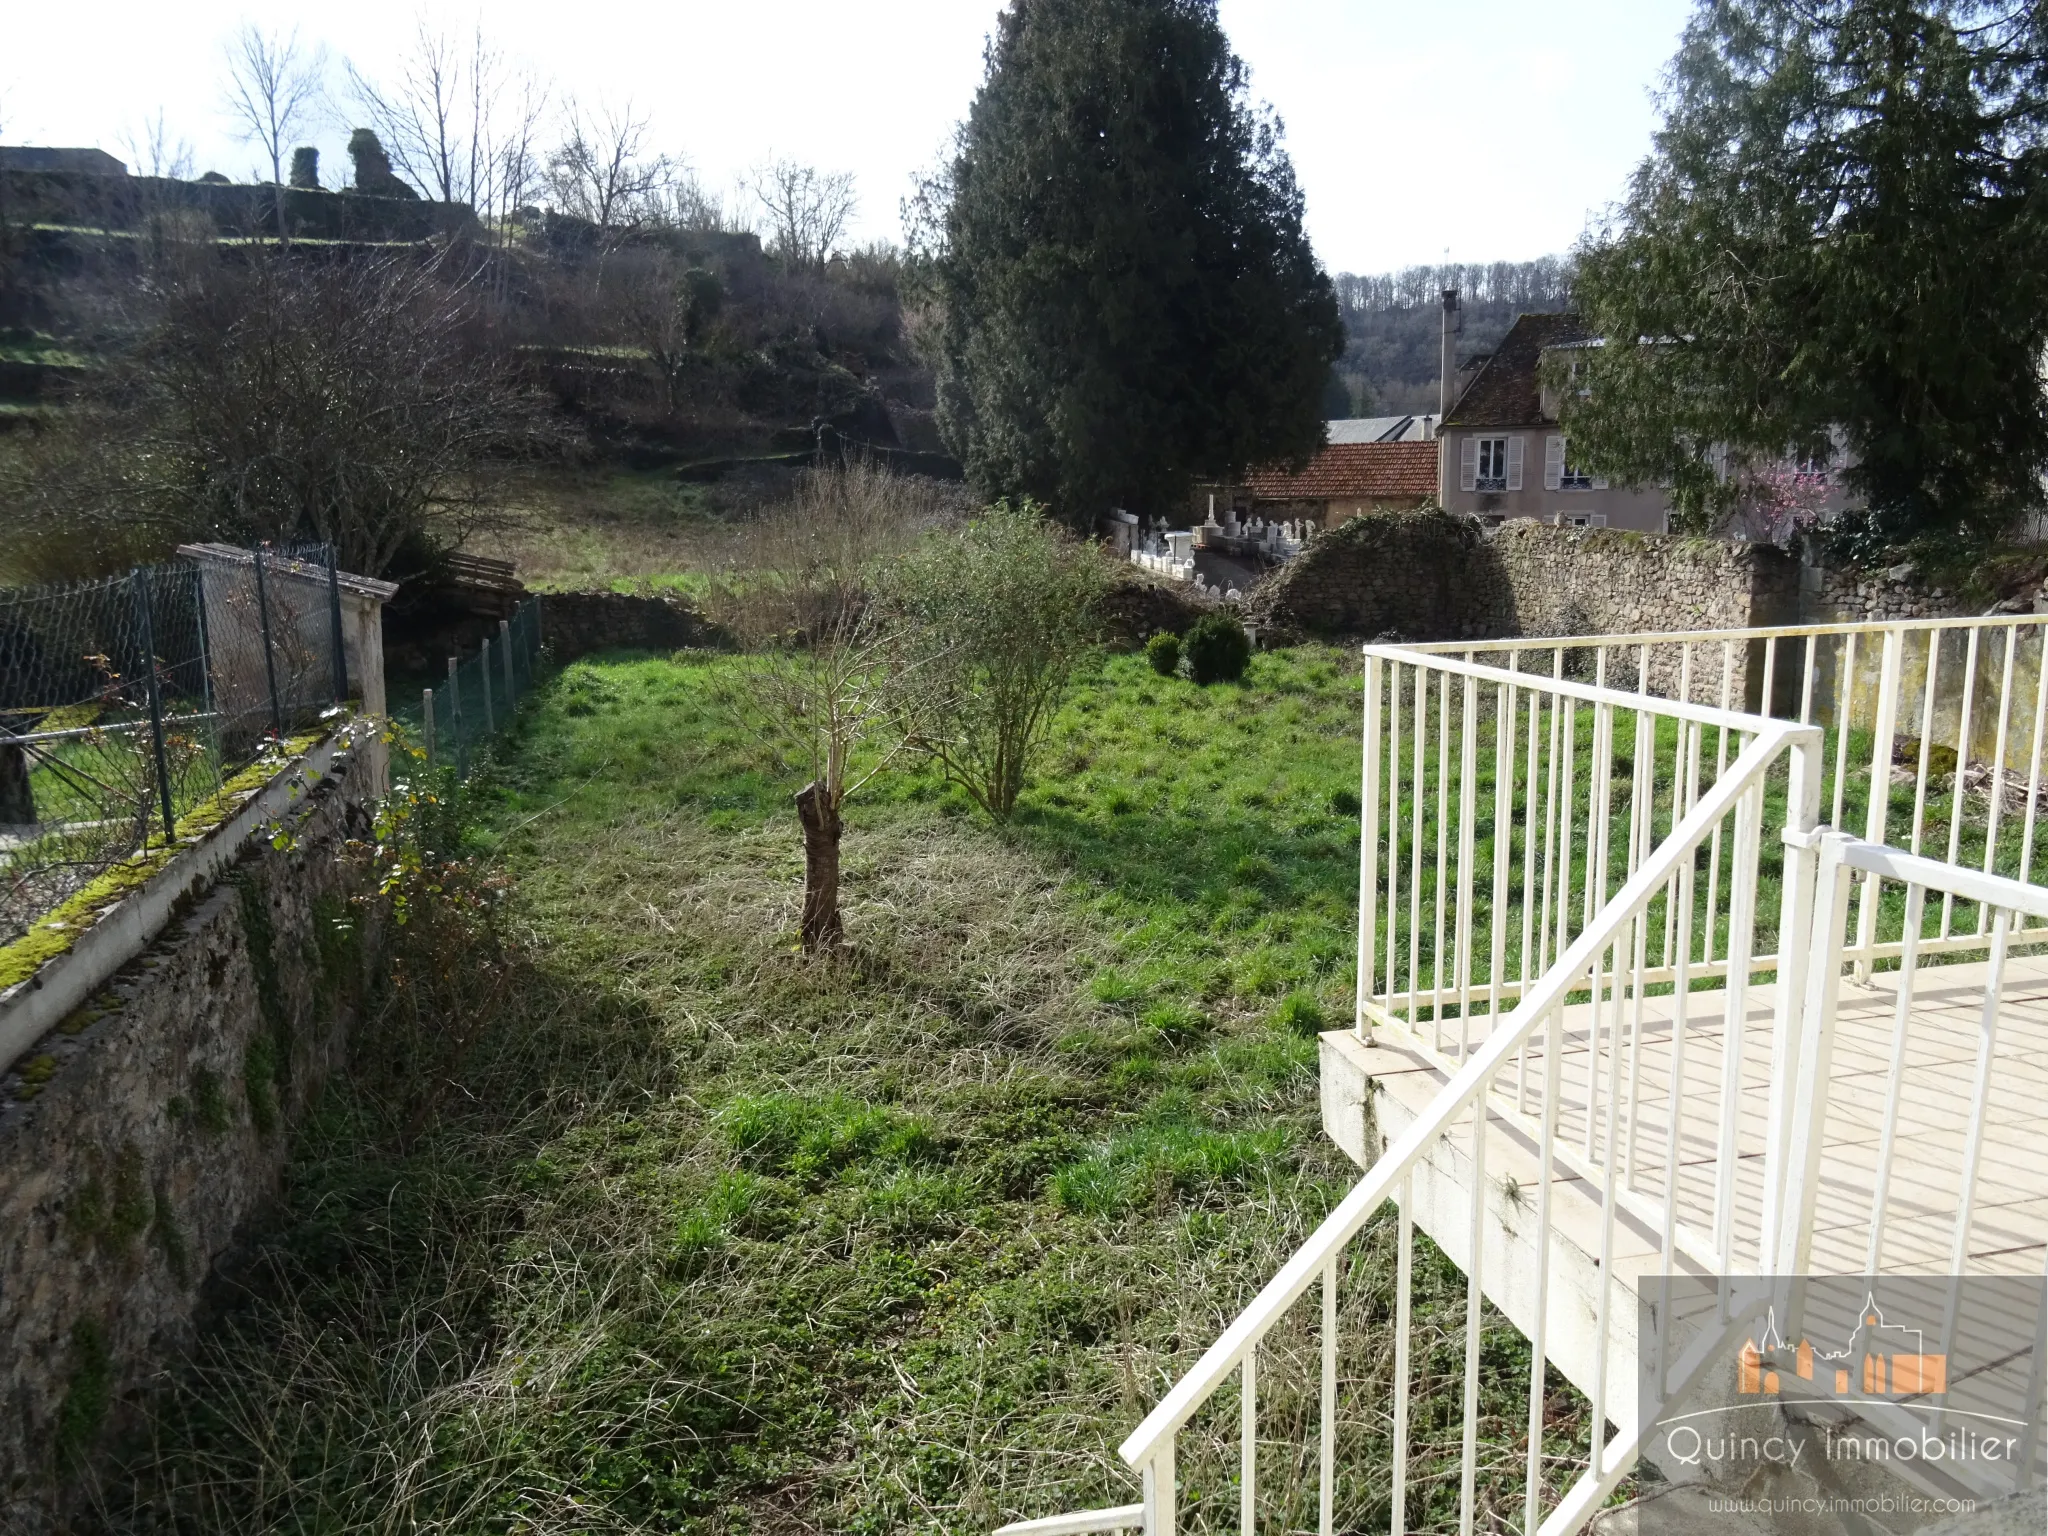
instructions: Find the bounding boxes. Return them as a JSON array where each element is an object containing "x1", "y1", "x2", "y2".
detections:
[{"x1": 1737, "y1": 1293, "x2": 1947, "y2": 1399}]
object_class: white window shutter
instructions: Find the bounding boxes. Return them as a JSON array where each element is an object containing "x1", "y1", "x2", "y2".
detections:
[
  {"x1": 1459, "y1": 436, "x2": 1478, "y2": 492},
  {"x1": 1506, "y1": 435, "x2": 1525, "y2": 491},
  {"x1": 1544, "y1": 435, "x2": 1565, "y2": 491},
  {"x1": 1592, "y1": 474, "x2": 1610, "y2": 490}
]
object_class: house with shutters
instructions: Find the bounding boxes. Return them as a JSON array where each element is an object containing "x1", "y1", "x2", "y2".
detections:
[{"x1": 1436, "y1": 311, "x2": 1674, "y2": 532}]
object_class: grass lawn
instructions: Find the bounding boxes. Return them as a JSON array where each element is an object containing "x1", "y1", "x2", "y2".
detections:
[{"x1": 109, "y1": 645, "x2": 1588, "y2": 1536}]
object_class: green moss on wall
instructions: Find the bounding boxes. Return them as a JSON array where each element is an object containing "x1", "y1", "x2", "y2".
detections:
[{"x1": 54, "y1": 1319, "x2": 111, "y2": 1468}]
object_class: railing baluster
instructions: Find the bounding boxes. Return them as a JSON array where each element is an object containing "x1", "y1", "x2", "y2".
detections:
[
  {"x1": 1713, "y1": 777, "x2": 1762, "y2": 1263},
  {"x1": 1434, "y1": 669, "x2": 1453, "y2": 1044},
  {"x1": 1830, "y1": 630, "x2": 1856, "y2": 834},
  {"x1": 1623, "y1": 701, "x2": 1654, "y2": 1186},
  {"x1": 1455, "y1": 673, "x2": 1480, "y2": 1054},
  {"x1": 1240, "y1": 1348, "x2": 1257, "y2": 1536},
  {"x1": 1910, "y1": 630, "x2": 1943, "y2": 855},
  {"x1": 1942, "y1": 628, "x2": 1981, "y2": 939},
  {"x1": 1320, "y1": 1255, "x2": 1337, "y2": 1536},
  {"x1": 1525, "y1": 1001, "x2": 1563, "y2": 1536},
  {"x1": 1980, "y1": 626, "x2": 2020, "y2": 932},
  {"x1": 1799, "y1": 632, "x2": 1818, "y2": 724},
  {"x1": 1387, "y1": 663, "x2": 1404, "y2": 1023},
  {"x1": 1459, "y1": 1081, "x2": 1488, "y2": 1536},
  {"x1": 1863, "y1": 881, "x2": 1926, "y2": 1273},
  {"x1": 1703, "y1": 640, "x2": 1735, "y2": 968},
  {"x1": 1410, "y1": 665, "x2": 1427, "y2": 1026},
  {"x1": 1358, "y1": 658, "x2": 1383, "y2": 1038},
  {"x1": 1392, "y1": 1172, "x2": 1413, "y2": 1536},
  {"x1": 1493, "y1": 674, "x2": 1514, "y2": 1053},
  {"x1": 1949, "y1": 907, "x2": 2012, "y2": 1275}
]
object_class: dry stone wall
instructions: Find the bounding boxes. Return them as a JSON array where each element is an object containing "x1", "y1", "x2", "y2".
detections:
[
  {"x1": 0, "y1": 750, "x2": 380, "y2": 1524},
  {"x1": 538, "y1": 591, "x2": 725, "y2": 660},
  {"x1": 1484, "y1": 521, "x2": 1800, "y2": 638},
  {"x1": 1241, "y1": 509, "x2": 1511, "y2": 642}
]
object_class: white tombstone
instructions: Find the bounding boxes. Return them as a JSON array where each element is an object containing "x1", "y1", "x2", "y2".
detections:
[{"x1": 1165, "y1": 530, "x2": 1195, "y2": 563}]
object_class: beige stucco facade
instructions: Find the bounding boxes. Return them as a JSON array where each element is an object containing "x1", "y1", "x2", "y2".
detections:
[{"x1": 1434, "y1": 426, "x2": 1672, "y2": 533}]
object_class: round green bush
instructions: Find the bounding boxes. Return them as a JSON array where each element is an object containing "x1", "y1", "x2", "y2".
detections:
[
  {"x1": 1183, "y1": 612, "x2": 1252, "y2": 684},
  {"x1": 1145, "y1": 630, "x2": 1182, "y2": 677}
]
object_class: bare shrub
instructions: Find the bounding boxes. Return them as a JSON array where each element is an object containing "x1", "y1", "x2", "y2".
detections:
[
  {"x1": 707, "y1": 459, "x2": 947, "y2": 951},
  {"x1": 122, "y1": 245, "x2": 553, "y2": 576}
]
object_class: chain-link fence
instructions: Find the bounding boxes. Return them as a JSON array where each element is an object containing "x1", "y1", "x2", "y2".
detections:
[
  {"x1": 1, "y1": 544, "x2": 350, "y2": 946},
  {"x1": 417, "y1": 597, "x2": 544, "y2": 779}
]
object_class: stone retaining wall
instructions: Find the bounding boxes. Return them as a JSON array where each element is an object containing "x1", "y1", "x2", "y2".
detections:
[
  {"x1": 538, "y1": 591, "x2": 725, "y2": 660},
  {"x1": 0, "y1": 749, "x2": 379, "y2": 1522},
  {"x1": 1486, "y1": 521, "x2": 1800, "y2": 638},
  {"x1": 1240, "y1": 509, "x2": 1510, "y2": 641}
]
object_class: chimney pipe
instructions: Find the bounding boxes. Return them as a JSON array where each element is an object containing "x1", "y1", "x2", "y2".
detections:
[{"x1": 1439, "y1": 288, "x2": 1462, "y2": 417}]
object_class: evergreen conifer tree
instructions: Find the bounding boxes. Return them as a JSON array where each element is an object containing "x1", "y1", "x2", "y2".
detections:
[
  {"x1": 1566, "y1": 0, "x2": 2048, "y2": 547},
  {"x1": 923, "y1": 0, "x2": 1343, "y2": 527}
]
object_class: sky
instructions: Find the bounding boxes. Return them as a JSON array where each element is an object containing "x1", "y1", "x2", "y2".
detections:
[{"x1": 3, "y1": 0, "x2": 1695, "y2": 276}]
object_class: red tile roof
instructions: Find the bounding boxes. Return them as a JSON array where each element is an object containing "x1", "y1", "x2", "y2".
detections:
[{"x1": 1240, "y1": 440, "x2": 1439, "y2": 501}]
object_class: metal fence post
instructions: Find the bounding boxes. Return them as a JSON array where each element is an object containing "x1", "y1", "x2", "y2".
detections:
[
  {"x1": 447, "y1": 656, "x2": 464, "y2": 780},
  {"x1": 423, "y1": 687, "x2": 436, "y2": 769},
  {"x1": 131, "y1": 567, "x2": 177, "y2": 842},
  {"x1": 325, "y1": 544, "x2": 350, "y2": 705},
  {"x1": 252, "y1": 546, "x2": 285, "y2": 741},
  {"x1": 500, "y1": 617, "x2": 515, "y2": 704},
  {"x1": 481, "y1": 638, "x2": 495, "y2": 734}
]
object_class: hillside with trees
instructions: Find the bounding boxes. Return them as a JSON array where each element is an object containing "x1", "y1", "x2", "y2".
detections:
[
  {"x1": 1328, "y1": 258, "x2": 1574, "y2": 415},
  {"x1": 0, "y1": 25, "x2": 938, "y2": 586}
]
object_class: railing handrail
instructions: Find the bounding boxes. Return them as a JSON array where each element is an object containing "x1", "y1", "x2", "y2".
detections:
[
  {"x1": 1398, "y1": 611, "x2": 2048, "y2": 656},
  {"x1": 1116, "y1": 715, "x2": 1818, "y2": 1472},
  {"x1": 1359, "y1": 644, "x2": 1785, "y2": 733},
  {"x1": 1835, "y1": 833, "x2": 2048, "y2": 920}
]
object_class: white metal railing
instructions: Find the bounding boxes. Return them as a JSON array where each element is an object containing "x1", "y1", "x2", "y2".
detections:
[
  {"x1": 1370, "y1": 617, "x2": 2048, "y2": 1065},
  {"x1": 1777, "y1": 826, "x2": 2048, "y2": 1278},
  {"x1": 999, "y1": 652, "x2": 1825, "y2": 1536},
  {"x1": 1404, "y1": 616, "x2": 2048, "y2": 978},
  {"x1": 995, "y1": 622, "x2": 2048, "y2": 1536}
]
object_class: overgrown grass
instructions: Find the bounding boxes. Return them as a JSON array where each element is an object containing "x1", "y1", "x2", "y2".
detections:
[{"x1": 104, "y1": 647, "x2": 1588, "y2": 1534}]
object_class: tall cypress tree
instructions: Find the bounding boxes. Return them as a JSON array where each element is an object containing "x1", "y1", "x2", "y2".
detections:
[
  {"x1": 1566, "y1": 0, "x2": 2048, "y2": 548},
  {"x1": 924, "y1": 0, "x2": 1343, "y2": 527}
]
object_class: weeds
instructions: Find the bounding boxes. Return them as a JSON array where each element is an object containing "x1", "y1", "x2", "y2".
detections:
[{"x1": 101, "y1": 646, "x2": 1588, "y2": 1535}]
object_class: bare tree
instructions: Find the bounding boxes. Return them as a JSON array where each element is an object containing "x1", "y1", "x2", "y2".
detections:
[
  {"x1": 222, "y1": 24, "x2": 325, "y2": 235},
  {"x1": 708, "y1": 462, "x2": 940, "y2": 951},
  {"x1": 600, "y1": 249, "x2": 723, "y2": 416},
  {"x1": 347, "y1": 23, "x2": 545, "y2": 220},
  {"x1": 747, "y1": 158, "x2": 857, "y2": 272},
  {"x1": 129, "y1": 246, "x2": 552, "y2": 575},
  {"x1": 544, "y1": 100, "x2": 674, "y2": 238},
  {"x1": 124, "y1": 109, "x2": 195, "y2": 180}
]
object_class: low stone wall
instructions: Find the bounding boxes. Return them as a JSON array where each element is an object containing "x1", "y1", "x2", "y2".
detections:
[
  {"x1": 1097, "y1": 566, "x2": 1214, "y2": 648},
  {"x1": 1486, "y1": 521, "x2": 1800, "y2": 638},
  {"x1": 1241, "y1": 508, "x2": 1510, "y2": 642},
  {"x1": 1241, "y1": 514, "x2": 1917, "y2": 660},
  {"x1": 0, "y1": 749, "x2": 379, "y2": 1520},
  {"x1": 538, "y1": 591, "x2": 725, "y2": 660}
]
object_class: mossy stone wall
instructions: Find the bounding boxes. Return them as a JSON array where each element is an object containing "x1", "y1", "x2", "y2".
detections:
[{"x1": 0, "y1": 752, "x2": 379, "y2": 1520}]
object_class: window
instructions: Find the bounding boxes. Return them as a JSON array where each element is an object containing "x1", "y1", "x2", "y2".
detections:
[
  {"x1": 1458, "y1": 434, "x2": 1524, "y2": 493},
  {"x1": 1476, "y1": 437, "x2": 1508, "y2": 491},
  {"x1": 1544, "y1": 434, "x2": 1606, "y2": 491}
]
